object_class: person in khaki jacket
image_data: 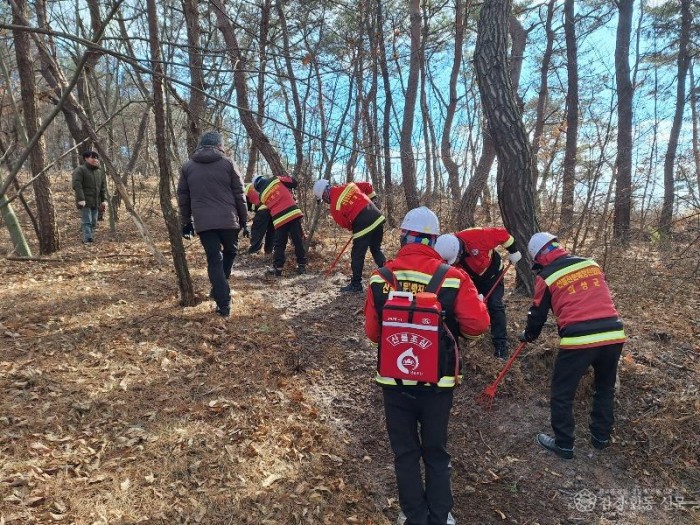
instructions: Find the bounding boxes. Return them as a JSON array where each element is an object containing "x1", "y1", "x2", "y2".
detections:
[{"x1": 71, "y1": 150, "x2": 107, "y2": 244}]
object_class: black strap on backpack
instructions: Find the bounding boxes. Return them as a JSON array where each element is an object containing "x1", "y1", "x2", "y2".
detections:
[{"x1": 377, "y1": 263, "x2": 450, "y2": 294}]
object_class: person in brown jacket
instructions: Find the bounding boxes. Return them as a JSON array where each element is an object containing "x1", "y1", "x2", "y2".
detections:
[{"x1": 177, "y1": 132, "x2": 248, "y2": 317}]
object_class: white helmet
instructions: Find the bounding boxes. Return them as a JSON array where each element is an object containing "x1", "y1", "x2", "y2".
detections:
[
  {"x1": 528, "y1": 232, "x2": 557, "y2": 258},
  {"x1": 435, "y1": 234, "x2": 461, "y2": 265},
  {"x1": 313, "y1": 179, "x2": 330, "y2": 200},
  {"x1": 400, "y1": 206, "x2": 440, "y2": 235}
]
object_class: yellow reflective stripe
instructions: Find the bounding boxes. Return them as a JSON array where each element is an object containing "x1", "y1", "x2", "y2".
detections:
[
  {"x1": 502, "y1": 235, "x2": 515, "y2": 249},
  {"x1": 545, "y1": 260, "x2": 598, "y2": 286},
  {"x1": 353, "y1": 215, "x2": 386, "y2": 239},
  {"x1": 370, "y1": 275, "x2": 389, "y2": 285},
  {"x1": 374, "y1": 373, "x2": 461, "y2": 388},
  {"x1": 272, "y1": 209, "x2": 302, "y2": 227},
  {"x1": 257, "y1": 204, "x2": 267, "y2": 210},
  {"x1": 336, "y1": 184, "x2": 355, "y2": 211},
  {"x1": 560, "y1": 330, "x2": 627, "y2": 347},
  {"x1": 392, "y1": 270, "x2": 431, "y2": 283},
  {"x1": 260, "y1": 177, "x2": 279, "y2": 202},
  {"x1": 441, "y1": 277, "x2": 460, "y2": 289},
  {"x1": 367, "y1": 191, "x2": 377, "y2": 199}
]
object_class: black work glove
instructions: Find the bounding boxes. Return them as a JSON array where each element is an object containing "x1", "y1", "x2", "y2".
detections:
[
  {"x1": 242, "y1": 226, "x2": 250, "y2": 238},
  {"x1": 182, "y1": 222, "x2": 194, "y2": 239},
  {"x1": 519, "y1": 331, "x2": 535, "y2": 343}
]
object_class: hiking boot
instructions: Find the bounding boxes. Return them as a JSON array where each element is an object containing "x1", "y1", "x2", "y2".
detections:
[
  {"x1": 215, "y1": 305, "x2": 230, "y2": 318},
  {"x1": 591, "y1": 435, "x2": 611, "y2": 450},
  {"x1": 493, "y1": 344, "x2": 509, "y2": 360},
  {"x1": 266, "y1": 266, "x2": 283, "y2": 277},
  {"x1": 536, "y1": 433, "x2": 573, "y2": 459},
  {"x1": 296, "y1": 264, "x2": 306, "y2": 275},
  {"x1": 340, "y1": 282, "x2": 363, "y2": 293}
]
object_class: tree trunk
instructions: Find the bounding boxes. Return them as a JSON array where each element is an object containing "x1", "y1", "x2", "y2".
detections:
[
  {"x1": 211, "y1": 0, "x2": 289, "y2": 179},
  {"x1": 276, "y1": 0, "x2": 304, "y2": 179},
  {"x1": 456, "y1": 14, "x2": 526, "y2": 229},
  {"x1": 12, "y1": 0, "x2": 60, "y2": 254},
  {"x1": 399, "y1": 0, "x2": 421, "y2": 210},
  {"x1": 560, "y1": 0, "x2": 578, "y2": 235},
  {"x1": 690, "y1": 60, "x2": 700, "y2": 197},
  {"x1": 659, "y1": 0, "x2": 691, "y2": 239},
  {"x1": 612, "y1": 0, "x2": 634, "y2": 244},
  {"x1": 474, "y1": 0, "x2": 537, "y2": 294},
  {"x1": 183, "y1": 0, "x2": 205, "y2": 153},
  {"x1": 531, "y1": 0, "x2": 555, "y2": 190},
  {"x1": 376, "y1": 0, "x2": 395, "y2": 225},
  {"x1": 245, "y1": 0, "x2": 271, "y2": 181},
  {"x1": 443, "y1": 0, "x2": 466, "y2": 204},
  {"x1": 146, "y1": 0, "x2": 195, "y2": 306}
]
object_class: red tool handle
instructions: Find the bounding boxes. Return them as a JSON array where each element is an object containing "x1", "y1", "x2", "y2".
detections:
[
  {"x1": 325, "y1": 235, "x2": 353, "y2": 277},
  {"x1": 483, "y1": 261, "x2": 512, "y2": 302},
  {"x1": 487, "y1": 341, "x2": 527, "y2": 389}
]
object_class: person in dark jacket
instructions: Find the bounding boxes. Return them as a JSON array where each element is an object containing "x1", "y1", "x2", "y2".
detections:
[
  {"x1": 72, "y1": 150, "x2": 107, "y2": 244},
  {"x1": 253, "y1": 173, "x2": 306, "y2": 277},
  {"x1": 313, "y1": 179, "x2": 386, "y2": 292},
  {"x1": 177, "y1": 131, "x2": 248, "y2": 318},
  {"x1": 521, "y1": 232, "x2": 626, "y2": 459},
  {"x1": 364, "y1": 207, "x2": 489, "y2": 525}
]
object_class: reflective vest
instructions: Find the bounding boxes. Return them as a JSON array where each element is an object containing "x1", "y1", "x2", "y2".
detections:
[
  {"x1": 259, "y1": 176, "x2": 303, "y2": 229},
  {"x1": 526, "y1": 250, "x2": 626, "y2": 349},
  {"x1": 329, "y1": 183, "x2": 384, "y2": 238},
  {"x1": 245, "y1": 183, "x2": 266, "y2": 211}
]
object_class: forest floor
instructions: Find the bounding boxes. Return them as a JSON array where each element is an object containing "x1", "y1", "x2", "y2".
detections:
[{"x1": 0, "y1": 181, "x2": 699, "y2": 525}]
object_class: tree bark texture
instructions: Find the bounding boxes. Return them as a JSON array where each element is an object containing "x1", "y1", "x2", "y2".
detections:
[
  {"x1": 474, "y1": 0, "x2": 536, "y2": 294},
  {"x1": 12, "y1": 0, "x2": 60, "y2": 254},
  {"x1": 613, "y1": 0, "x2": 634, "y2": 244},
  {"x1": 146, "y1": 0, "x2": 196, "y2": 306},
  {"x1": 560, "y1": 0, "x2": 578, "y2": 235},
  {"x1": 456, "y1": 14, "x2": 526, "y2": 230},
  {"x1": 659, "y1": 0, "x2": 691, "y2": 238},
  {"x1": 399, "y1": 0, "x2": 421, "y2": 210}
]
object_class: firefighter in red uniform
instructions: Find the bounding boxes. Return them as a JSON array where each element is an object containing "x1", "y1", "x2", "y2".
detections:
[
  {"x1": 253, "y1": 174, "x2": 306, "y2": 276},
  {"x1": 313, "y1": 179, "x2": 386, "y2": 292},
  {"x1": 244, "y1": 182, "x2": 274, "y2": 255},
  {"x1": 364, "y1": 207, "x2": 489, "y2": 525},
  {"x1": 435, "y1": 228, "x2": 522, "y2": 359},
  {"x1": 521, "y1": 232, "x2": 626, "y2": 459}
]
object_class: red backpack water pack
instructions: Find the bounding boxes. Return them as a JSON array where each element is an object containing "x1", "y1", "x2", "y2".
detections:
[{"x1": 377, "y1": 264, "x2": 457, "y2": 384}]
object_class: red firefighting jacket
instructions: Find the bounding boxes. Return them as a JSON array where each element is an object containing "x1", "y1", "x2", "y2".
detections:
[
  {"x1": 355, "y1": 181, "x2": 377, "y2": 200},
  {"x1": 329, "y1": 182, "x2": 384, "y2": 238},
  {"x1": 365, "y1": 243, "x2": 490, "y2": 388},
  {"x1": 455, "y1": 227, "x2": 517, "y2": 277},
  {"x1": 524, "y1": 246, "x2": 626, "y2": 349},
  {"x1": 258, "y1": 176, "x2": 303, "y2": 229},
  {"x1": 244, "y1": 183, "x2": 266, "y2": 212}
]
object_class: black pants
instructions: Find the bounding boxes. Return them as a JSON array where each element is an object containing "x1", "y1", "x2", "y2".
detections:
[
  {"x1": 272, "y1": 218, "x2": 307, "y2": 271},
  {"x1": 471, "y1": 265, "x2": 507, "y2": 349},
  {"x1": 199, "y1": 228, "x2": 239, "y2": 308},
  {"x1": 248, "y1": 209, "x2": 274, "y2": 254},
  {"x1": 383, "y1": 388, "x2": 454, "y2": 525},
  {"x1": 550, "y1": 343, "x2": 623, "y2": 449},
  {"x1": 350, "y1": 225, "x2": 386, "y2": 285}
]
